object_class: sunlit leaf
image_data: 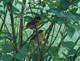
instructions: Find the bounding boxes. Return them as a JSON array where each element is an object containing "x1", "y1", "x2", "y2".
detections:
[
  {"x1": 0, "y1": 10, "x2": 5, "y2": 15},
  {"x1": 12, "y1": 6, "x2": 20, "y2": 15},
  {"x1": 62, "y1": 41, "x2": 75, "y2": 50},
  {"x1": 24, "y1": 16, "x2": 33, "y2": 22}
]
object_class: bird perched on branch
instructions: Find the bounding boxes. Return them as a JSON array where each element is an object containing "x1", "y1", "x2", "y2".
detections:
[{"x1": 26, "y1": 16, "x2": 41, "y2": 30}]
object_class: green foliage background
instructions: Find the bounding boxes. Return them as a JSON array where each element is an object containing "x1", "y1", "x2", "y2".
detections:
[{"x1": 0, "y1": 0, "x2": 80, "y2": 61}]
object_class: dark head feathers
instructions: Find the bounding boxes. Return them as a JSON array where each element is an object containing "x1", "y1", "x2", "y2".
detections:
[{"x1": 34, "y1": 16, "x2": 41, "y2": 20}]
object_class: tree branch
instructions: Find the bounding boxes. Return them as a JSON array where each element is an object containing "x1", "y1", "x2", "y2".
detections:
[
  {"x1": 8, "y1": 1, "x2": 18, "y2": 52},
  {"x1": 19, "y1": 0, "x2": 26, "y2": 48}
]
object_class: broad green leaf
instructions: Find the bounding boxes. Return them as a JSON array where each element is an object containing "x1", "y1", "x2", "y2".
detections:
[
  {"x1": 32, "y1": 52, "x2": 38, "y2": 61},
  {"x1": 72, "y1": 24, "x2": 80, "y2": 31},
  {"x1": 58, "y1": 0, "x2": 70, "y2": 10},
  {"x1": 15, "y1": 52, "x2": 24, "y2": 61},
  {"x1": 67, "y1": 55, "x2": 74, "y2": 61},
  {"x1": 39, "y1": 2, "x2": 46, "y2": 7},
  {"x1": 12, "y1": 6, "x2": 20, "y2": 15},
  {"x1": 3, "y1": 0, "x2": 11, "y2": 6},
  {"x1": 69, "y1": 7, "x2": 77, "y2": 13},
  {"x1": 1, "y1": 54, "x2": 13, "y2": 61},
  {"x1": 47, "y1": 8, "x2": 66, "y2": 18},
  {"x1": 66, "y1": 27, "x2": 75, "y2": 38},
  {"x1": 68, "y1": 49, "x2": 76, "y2": 55},
  {"x1": 57, "y1": 17, "x2": 67, "y2": 25},
  {"x1": 62, "y1": 41, "x2": 75, "y2": 50},
  {"x1": 0, "y1": 36, "x2": 6, "y2": 40},
  {"x1": 77, "y1": 48, "x2": 80, "y2": 56},
  {"x1": 47, "y1": 8, "x2": 80, "y2": 22},
  {"x1": 24, "y1": 16, "x2": 33, "y2": 22},
  {"x1": 15, "y1": 0, "x2": 22, "y2": 5},
  {"x1": 0, "y1": 31, "x2": 13, "y2": 40},
  {"x1": 54, "y1": 57, "x2": 66, "y2": 61},
  {"x1": 0, "y1": 10, "x2": 5, "y2": 15},
  {"x1": 0, "y1": 5, "x2": 3, "y2": 7},
  {"x1": 49, "y1": 46, "x2": 58, "y2": 56},
  {"x1": 15, "y1": 47, "x2": 28, "y2": 61},
  {"x1": 2, "y1": 43, "x2": 14, "y2": 52},
  {"x1": 62, "y1": 52, "x2": 68, "y2": 57}
]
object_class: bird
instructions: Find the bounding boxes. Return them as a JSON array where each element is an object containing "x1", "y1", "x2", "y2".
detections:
[{"x1": 26, "y1": 16, "x2": 41, "y2": 30}]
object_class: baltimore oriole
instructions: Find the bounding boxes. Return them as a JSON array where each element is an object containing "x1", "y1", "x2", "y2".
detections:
[{"x1": 26, "y1": 16, "x2": 41, "y2": 30}]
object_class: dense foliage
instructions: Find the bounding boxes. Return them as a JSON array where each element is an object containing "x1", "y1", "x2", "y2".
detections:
[{"x1": 0, "y1": 0, "x2": 80, "y2": 61}]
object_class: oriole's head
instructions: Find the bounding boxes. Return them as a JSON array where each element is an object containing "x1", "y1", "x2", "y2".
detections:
[
  {"x1": 34, "y1": 16, "x2": 41, "y2": 21},
  {"x1": 26, "y1": 16, "x2": 41, "y2": 29}
]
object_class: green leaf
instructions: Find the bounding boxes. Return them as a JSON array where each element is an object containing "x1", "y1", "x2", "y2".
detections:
[
  {"x1": 12, "y1": 6, "x2": 20, "y2": 14},
  {"x1": 32, "y1": 52, "x2": 38, "y2": 61},
  {"x1": 2, "y1": 43, "x2": 14, "y2": 52},
  {"x1": 54, "y1": 57, "x2": 66, "y2": 61},
  {"x1": 47, "y1": 8, "x2": 66, "y2": 18},
  {"x1": 0, "y1": 10, "x2": 5, "y2": 15},
  {"x1": 3, "y1": 0, "x2": 11, "y2": 6},
  {"x1": 70, "y1": 7, "x2": 77, "y2": 13},
  {"x1": 0, "y1": 5, "x2": 3, "y2": 7},
  {"x1": 47, "y1": 8, "x2": 80, "y2": 22},
  {"x1": 1, "y1": 55, "x2": 13, "y2": 61},
  {"x1": 58, "y1": 0, "x2": 70, "y2": 10},
  {"x1": 77, "y1": 48, "x2": 80, "y2": 56},
  {"x1": 24, "y1": 16, "x2": 33, "y2": 22},
  {"x1": 0, "y1": 31, "x2": 13, "y2": 40},
  {"x1": 66, "y1": 27, "x2": 75, "y2": 38},
  {"x1": 0, "y1": 36, "x2": 6, "y2": 40},
  {"x1": 62, "y1": 41, "x2": 75, "y2": 50},
  {"x1": 39, "y1": 2, "x2": 46, "y2": 7},
  {"x1": 72, "y1": 24, "x2": 80, "y2": 31},
  {"x1": 15, "y1": 47, "x2": 27, "y2": 61},
  {"x1": 57, "y1": 17, "x2": 67, "y2": 25},
  {"x1": 15, "y1": 52, "x2": 24, "y2": 61},
  {"x1": 68, "y1": 49, "x2": 76, "y2": 55},
  {"x1": 49, "y1": 46, "x2": 58, "y2": 56}
]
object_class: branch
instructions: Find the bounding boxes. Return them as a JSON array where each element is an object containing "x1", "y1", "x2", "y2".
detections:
[
  {"x1": 19, "y1": 0, "x2": 26, "y2": 48},
  {"x1": 8, "y1": 1, "x2": 18, "y2": 52},
  {"x1": 0, "y1": 10, "x2": 7, "y2": 32}
]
